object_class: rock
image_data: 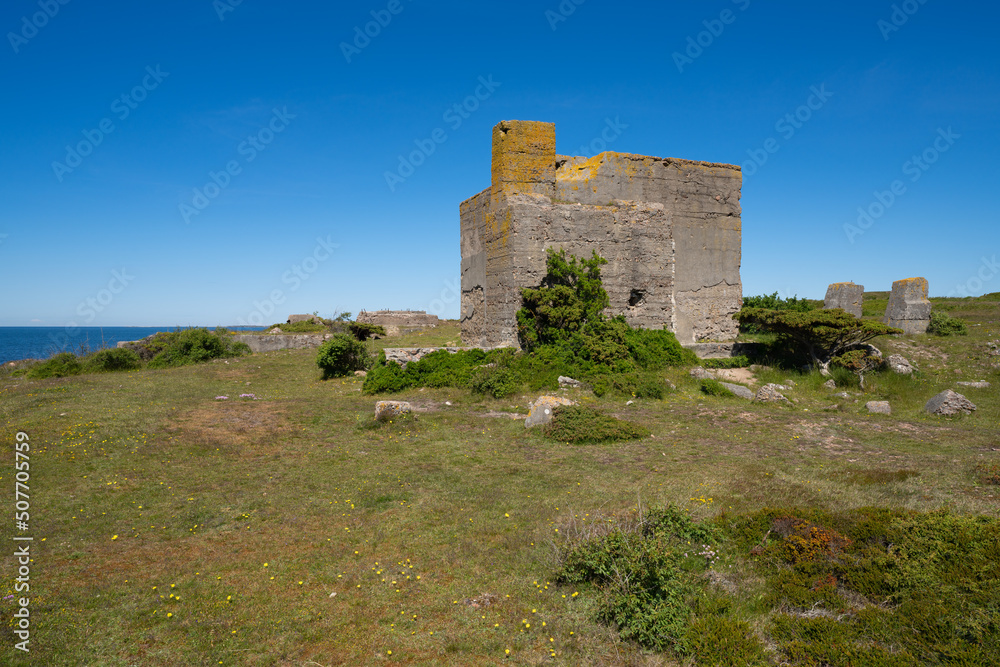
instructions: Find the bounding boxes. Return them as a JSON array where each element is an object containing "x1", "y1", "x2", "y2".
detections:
[
  {"x1": 884, "y1": 277, "x2": 931, "y2": 334},
  {"x1": 287, "y1": 314, "x2": 319, "y2": 324},
  {"x1": 374, "y1": 401, "x2": 412, "y2": 422},
  {"x1": 823, "y1": 379, "x2": 837, "y2": 390},
  {"x1": 956, "y1": 381, "x2": 991, "y2": 389},
  {"x1": 690, "y1": 368, "x2": 715, "y2": 380},
  {"x1": 755, "y1": 384, "x2": 790, "y2": 404},
  {"x1": 524, "y1": 396, "x2": 576, "y2": 428},
  {"x1": 823, "y1": 282, "x2": 864, "y2": 317},
  {"x1": 558, "y1": 376, "x2": 584, "y2": 388},
  {"x1": 924, "y1": 390, "x2": 977, "y2": 416},
  {"x1": 665, "y1": 380, "x2": 676, "y2": 390},
  {"x1": 865, "y1": 401, "x2": 891, "y2": 415},
  {"x1": 720, "y1": 382, "x2": 754, "y2": 400},
  {"x1": 833, "y1": 392, "x2": 856, "y2": 401},
  {"x1": 887, "y1": 354, "x2": 916, "y2": 375},
  {"x1": 625, "y1": 400, "x2": 634, "y2": 406},
  {"x1": 784, "y1": 379, "x2": 797, "y2": 387},
  {"x1": 354, "y1": 370, "x2": 367, "y2": 378},
  {"x1": 269, "y1": 327, "x2": 282, "y2": 334}
]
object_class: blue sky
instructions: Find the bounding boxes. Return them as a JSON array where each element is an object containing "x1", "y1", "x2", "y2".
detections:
[{"x1": 1, "y1": 0, "x2": 998, "y2": 327}]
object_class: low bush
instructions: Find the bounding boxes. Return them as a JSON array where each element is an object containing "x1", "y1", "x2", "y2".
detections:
[
  {"x1": 147, "y1": 328, "x2": 250, "y2": 369},
  {"x1": 349, "y1": 322, "x2": 386, "y2": 341},
  {"x1": 317, "y1": 334, "x2": 372, "y2": 379},
  {"x1": 702, "y1": 355, "x2": 751, "y2": 369},
  {"x1": 544, "y1": 406, "x2": 649, "y2": 444},
  {"x1": 84, "y1": 348, "x2": 141, "y2": 373},
  {"x1": 928, "y1": 310, "x2": 968, "y2": 336},
  {"x1": 700, "y1": 379, "x2": 735, "y2": 397},
  {"x1": 26, "y1": 352, "x2": 83, "y2": 379},
  {"x1": 469, "y1": 351, "x2": 521, "y2": 399}
]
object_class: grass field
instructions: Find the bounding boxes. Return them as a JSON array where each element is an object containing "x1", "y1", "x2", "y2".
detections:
[{"x1": 1, "y1": 297, "x2": 998, "y2": 665}]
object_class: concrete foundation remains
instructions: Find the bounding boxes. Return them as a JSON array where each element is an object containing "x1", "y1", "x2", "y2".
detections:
[
  {"x1": 356, "y1": 310, "x2": 440, "y2": 336},
  {"x1": 884, "y1": 277, "x2": 931, "y2": 334},
  {"x1": 460, "y1": 120, "x2": 742, "y2": 348},
  {"x1": 287, "y1": 314, "x2": 320, "y2": 324},
  {"x1": 824, "y1": 282, "x2": 864, "y2": 318}
]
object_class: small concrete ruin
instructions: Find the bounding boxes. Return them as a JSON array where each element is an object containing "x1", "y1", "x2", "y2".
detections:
[
  {"x1": 884, "y1": 277, "x2": 931, "y2": 334},
  {"x1": 460, "y1": 120, "x2": 742, "y2": 349},
  {"x1": 356, "y1": 310, "x2": 440, "y2": 336},
  {"x1": 287, "y1": 314, "x2": 320, "y2": 324},
  {"x1": 823, "y1": 282, "x2": 864, "y2": 317}
]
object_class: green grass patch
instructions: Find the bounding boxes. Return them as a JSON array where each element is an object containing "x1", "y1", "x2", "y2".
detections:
[{"x1": 544, "y1": 405, "x2": 650, "y2": 444}]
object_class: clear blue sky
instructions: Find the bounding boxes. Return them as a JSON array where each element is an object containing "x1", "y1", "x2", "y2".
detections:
[{"x1": 2, "y1": 0, "x2": 998, "y2": 327}]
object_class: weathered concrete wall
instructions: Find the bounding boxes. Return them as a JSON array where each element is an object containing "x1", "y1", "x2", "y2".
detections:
[
  {"x1": 233, "y1": 333, "x2": 332, "y2": 353},
  {"x1": 357, "y1": 310, "x2": 440, "y2": 336},
  {"x1": 461, "y1": 120, "x2": 742, "y2": 348}
]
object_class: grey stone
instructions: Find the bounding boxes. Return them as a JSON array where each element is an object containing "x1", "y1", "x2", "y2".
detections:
[
  {"x1": 232, "y1": 333, "x2": 331, "y2": 353},
  {"x1": 558, "y1": 376, "x2": 584, "y2": 388},
  {"x1": 461, "y1": 120, "x2": 742, "y2": 349},
  {"x1": 824, "y1": 282, "x2": 864, "y2": 317},
  {"x1": 720, "y1": 382, "x2": 754, "y2": 400},
  {"x1": 374, "y1": 401, "x2": 412, "y2": 422},
  {"x1": 525, "y1": 396, "x2": 576, "y2": 428},
  {"x1": 884, "y1": 278, "x2": 931, "y2": 334},
  {"x1": 287, "y1": 314, "x2": 319, "y2": 324},
  {"x1": 865, "y1": 401, "x2": 891, "y2": 415},
  {"x1": 924, "y1": 389, "x2": 977, "y2": 416},
  {"x1": 833, "y1": 392, "x2": 856, "y2": 401},
  {"x1": 823, "y1": 379, "x2": 837, "y2": 390},
  {"x1": 690, "y1": 368, "x2": 715, "y2": 380},
  {"x1": 887, "y1": 354, "x2": 916, "y2": 375},
  {"x1": 755, "y1": 384, "x2": 790, "y2": 403},
  {"x1": 784, "y1": 379, "x2": 797, "y2": 387},
  {"x1": 354, "y1": 370, "x2": 367, "y2": 378},
  {"x1": 382, "y1": 347, "x2": 479, "y2": 369},
  {"x1": 956, "y1": 381, "x2": 991, "y2": 389},
  {"x1": 356, "y1": 310, "x2": 439, "y2": 336}
]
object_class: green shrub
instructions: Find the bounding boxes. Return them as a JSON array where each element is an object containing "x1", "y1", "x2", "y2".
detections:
[
  {"x1": 469, "y1": 351, "x2": 522, "y2": 399},
  {"x1": 589, "y1": 372, "x2": 665, "y2": 399},
  {"x1": 147, "y1": 328, "x2": 250, "y2": 369},
  {"x1": 544, "y1": 406, "x2": 649, "y2": 444},
  {"x1": 741, "y1": 292, "x2": 815, "y2": 312},
  {"x1": 317, "y1": 334, "x2": 371, "y2": 379},
  {"x1": 362, "y1": 349, "x2": 491, "y2": 395},
  {"x1": 927, "y1": 310, "x2": 968, "y2": 336},
  {"x1": 700, "y1": 379, "x2": 735, "y2": 397},
  {"x1": 84, "y1": 348, "x2": 141, "y2": 373},
  {"x1": 273, "y1": 320, "x2": 327, "y2": 333},
  {"x1": 685, "y1": 617, "x2": 769, "y2": 666},
  {"x1": 702, "y1": 355, "x2": 751, "y2": 369},
  {"x1": 26, "y1": 352, "x2": 82, "y2": 379}
]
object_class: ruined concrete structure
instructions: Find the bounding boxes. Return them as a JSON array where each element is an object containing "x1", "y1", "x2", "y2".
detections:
[
  {"x1": 824, "y1": 282, "x2": 864, "y2": 318},
  {"x1": 460, "y1": 120, "x2": 742, "y2": 348},
  {"x1": 356, "y1": 310, "x2": 440, "y2": 336},
  {"x1": 884, "y1": 277, "x2": 931, "y2": 334}
]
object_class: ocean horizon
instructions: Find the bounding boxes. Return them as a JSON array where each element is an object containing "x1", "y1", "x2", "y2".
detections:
[{"x1": 0, "y1": 326, "x2": 264, "y2": 365}]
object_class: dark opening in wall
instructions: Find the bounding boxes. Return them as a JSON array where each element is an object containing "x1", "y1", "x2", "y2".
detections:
[{"x1": 629, "y1": 289, "x2": 646, "y2": 307}]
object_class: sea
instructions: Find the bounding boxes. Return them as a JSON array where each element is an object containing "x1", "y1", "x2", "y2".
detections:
[{"x1": 0, "y1": 326, "x2": 264, "y2": 365}]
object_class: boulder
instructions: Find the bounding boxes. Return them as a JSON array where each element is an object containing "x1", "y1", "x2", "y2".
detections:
[
  {"x1": 525, "y1": 396, "x2": 576, "y2": 428},
  {"x1": 887, "y1": 354, "x2": 916, "y2": 375},
  {"x1": 883, "y1": 277, "x2": 931, "y2": 334},
  {"x1": 374, "y1": 401, "x2": 412, "y2": 422},
  {"x1": 823, "y1": 282, "x2": 864, "y2": 317},
  {"x1": 924, "y1": 390, "x2": 977, "y2": 416},
  {"x1": 865, "y1": 401, "x2": 891, "y2": 415},
  {"x1": 755, "y1": 384, "x2": 790, "y2": 404},
  {"x1": 558, "y1": 376, "x2": 584, "y2": 388},
  {"x1": 823, "y1": 379, "x2": 837, "y2": 390},
  {"x1": 354, "y1": 370, "x2": 367, "y2": 378},
  {"x1": 956, "y1": 381, "x2": 990, "y2": 389},
  {"x1": 690, "y1": 368, "x2": 715, "y2": 380},
  {"x1": 720, "y1": 383, "x2": 754, "y2": 400}
]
